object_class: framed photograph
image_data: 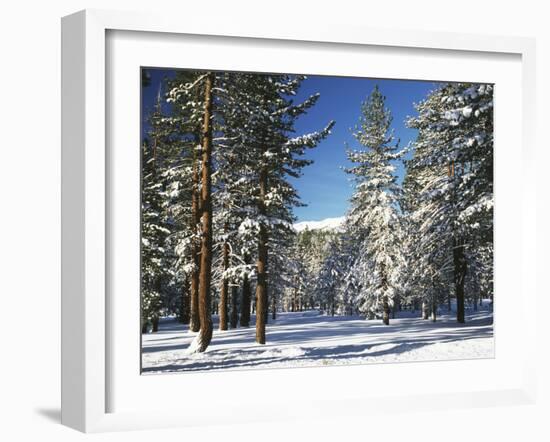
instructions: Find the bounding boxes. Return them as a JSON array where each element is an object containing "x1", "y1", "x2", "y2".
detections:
[{"x1": 61, "y1": 9, "x2": 537, "y2": 433}]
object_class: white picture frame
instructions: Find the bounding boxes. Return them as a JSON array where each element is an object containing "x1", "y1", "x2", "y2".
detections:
[{"x1": 61, "y1": 9, "x2": 537, "y2": 433}]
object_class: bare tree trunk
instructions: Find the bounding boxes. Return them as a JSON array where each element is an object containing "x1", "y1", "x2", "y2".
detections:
[
  {"x1": 230, "y1": 285, "x2": 239, "y2": 328},
  {"x1": 255, "y1": 167, "x2": 268, "y2": 344},
  {"x1": 195, "y1": 72, "x2": 214, "y2": 352},
  {"x1": 454, "y1": 240, "x2": 467, "y2": 323},
  {"x1": 219, "y1": 223, "x2": 229, "y2": 331},
  {"x1": 431, "y1": 297, "x2": 437, "y2": 322},
  {"x1": 152, "y1": 316, "x2": 159, "y2": 333}
]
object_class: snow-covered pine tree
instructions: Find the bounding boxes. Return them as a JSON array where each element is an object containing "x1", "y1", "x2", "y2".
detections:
[
  {"x1": 156, "y1": 70, "x2": 334, "y2": 347},
  {"x1": 165, "y1": 70, "x2": 213, "y2": 333},
  {"x1": 316, "y1": 234, "x2": 344, "y2": 316},
  {"x1": 401, "y1": 128, "x2": 452, "y2": 321},
  {"x1": 344, "y1": 85, "x2": 404, "y2": 325},
  {"x1": 406, "y1": 83, "x2": 494, "y2": 323},
  {"x1": 334, "y1": 229, "x2": 360, "y2": 316},
  {"x1": 141, "y1": 141, "x2": 165, "y2": 333},
  {"x1": 296, "y1": 229, "x2": 334, "y2": 312},
  {"x1": 141, "y1": 82, "x2": 174, "y2": 333},
  {"x1": 211, "y1": 73, "x2": 334, "y2": 343},
  {"x1": 166, "y1": 71, "x2": 218, "y2": 352}
]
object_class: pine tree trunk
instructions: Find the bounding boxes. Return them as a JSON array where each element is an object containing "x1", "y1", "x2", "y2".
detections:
[
  {"x1": 240, "y1": 260, "x2": 251, "y2": 327},
  {"x1": 447, "y1": 291, "x2": 452, "y2": 312},
  {"x1": 180, "y1": 275, "x2": 191, "y2": 324},
  {"x1": 392, "y1": 294, "x2": 400, "y2": 319},
  {"x1": 381, "y1": 265, "x2": 390, "y2": 325},
  {"x1": 255, "y1": 167, "x2": 268, "y2": 345},
  {"x1": 195, "y1": 72, "x2": 214, "y2": 352},
  {"x1": 453, "y1": 241, "x2": 467, "y2": 323},
  {"x1": 189, "y1": 137, "x2": 201, "y2": 333},
  {"x1": 230, "y1": 285, "x2": 239, "y2": 329},
  {"x1": 152, "y1": 275, "x2": 162, "y2": 332},
  {"x1": 422, "y1": 300, "x2": 429, "y2": 320},
  {"x1": 382, "y1": 296, "x2": 390, "y2": 325},
  {"x1": 431, "y1": 298, "x2": 437, "y2": 322},
  {"x1": 272, "y1": 294, "x2": 276, "y2": 320},
  {"x1": 219, "y1": 223, "x2": 229, "y2": 331},
  {"x1": 141, "y1": 321, "x2": 148, "y2": 334}
]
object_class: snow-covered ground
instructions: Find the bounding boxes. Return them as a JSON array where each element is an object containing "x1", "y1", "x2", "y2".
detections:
[{"x1": 142, "y1": 306, "x2": 494, "y2": 374}]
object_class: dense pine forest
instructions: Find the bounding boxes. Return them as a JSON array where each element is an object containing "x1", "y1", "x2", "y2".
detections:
[{"x1": 140, "y1": 68, "x2": 493, "y2": 368}]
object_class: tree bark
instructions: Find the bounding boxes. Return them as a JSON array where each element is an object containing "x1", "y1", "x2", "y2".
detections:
[
  {"x1": 219, "y1": 223, "x2": 230, "y2": 331},
  {"x1": 152, "y1": 316, "x2": 159, "y2": 333},
  {"x1": 195, "y1": 72, "x2": 215, "y2": 352},
  {"x1": 255, "y1": 167, "x2": 268, "y2": 344},
  {"x1": 453, "y1": 240, "x2": 467, "y2": 323}
]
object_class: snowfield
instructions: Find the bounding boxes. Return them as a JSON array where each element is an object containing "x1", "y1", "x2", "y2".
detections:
[
  {"x1": 293, "y1": 216, "x2": 345, "y2": 232},
  {"x1": 142, "y1": 307, "x2": 494, "y2": 374}
]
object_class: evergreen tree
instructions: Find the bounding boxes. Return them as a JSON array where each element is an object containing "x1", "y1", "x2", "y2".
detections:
[
  {"x1": 344, "y1": 86, "x2": 404, "y2": 325},
  {"x1": 141, "y1": 85, "x2": 173, "y2": 333},
  {"x1": 406, "y1": 83, "x2": 494, "y2": 323}
]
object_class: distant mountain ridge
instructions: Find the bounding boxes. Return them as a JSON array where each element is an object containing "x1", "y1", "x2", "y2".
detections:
[{"x1": 293, "y1": 216, "x2": 345, "y2": 233}]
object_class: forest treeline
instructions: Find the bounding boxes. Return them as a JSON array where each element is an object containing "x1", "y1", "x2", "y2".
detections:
[{"x1": 141, "y1": 69, "x2": 493, "y2": 353}]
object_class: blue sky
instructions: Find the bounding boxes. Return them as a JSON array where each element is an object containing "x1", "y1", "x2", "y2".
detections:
[
  {"x1": 288, "y1": 76, "x2": 436, "y2": 221},
  {"x1": 142, "y1": 69, "x2": 437, "y2": 222}
]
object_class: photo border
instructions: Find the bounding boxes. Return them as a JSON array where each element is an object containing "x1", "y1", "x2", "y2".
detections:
[{"x1": 61, "y1": 9, "x2": 537, "y2": 432}]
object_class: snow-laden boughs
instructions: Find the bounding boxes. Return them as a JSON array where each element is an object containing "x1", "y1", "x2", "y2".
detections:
[
  {"x1": 146, "y1": 70, "x2": 334, "y2": 349},
  {"x1": 405, "y1": 83, "x2": 494, "y2": 322},
  {"x1": 207, "y1": 72, "x2": 335, "y2": 344},
  {"x1": 343, "y1": 85, "x2": 405, "y2": 325},
  {"x1": 141, "y1": 82, "x2": 182, "y2": 333}
]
